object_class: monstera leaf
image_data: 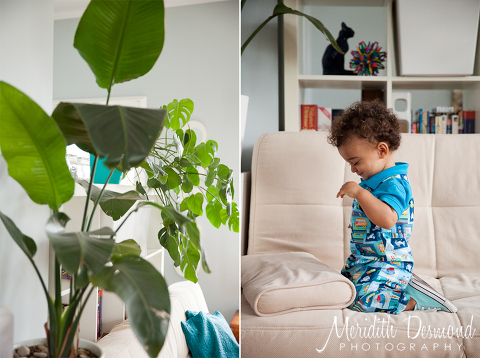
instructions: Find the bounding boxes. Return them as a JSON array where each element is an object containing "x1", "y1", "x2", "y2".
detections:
[
  {"x1": 165, "y1": 99, "x2": 194, "y2": 130},
  {"x1": 0, "y1": 82, "x2": 75, "y2": 211},
  {"x1": 52, "y1": 103, "x2": 166, "y2": 172},
  {"x1": 74, "y1": 0, "x2": 165, "y2": 94}
]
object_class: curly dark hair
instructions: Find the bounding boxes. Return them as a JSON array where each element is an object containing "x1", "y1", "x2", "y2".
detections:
[{"x1": 327, "y1": 99, "x2": 402, "y2": 151}]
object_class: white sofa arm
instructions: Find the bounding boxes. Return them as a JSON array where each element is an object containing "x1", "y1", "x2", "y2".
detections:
[
  {"x1": 97, "y1": 281, "x2": 208, "y2": 358},
  {"x1": 0, "y1": 306, "x2": 14, "y2": 357}
]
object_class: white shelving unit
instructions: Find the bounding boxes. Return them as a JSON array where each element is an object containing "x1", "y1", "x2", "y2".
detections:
[
  {"x1": 54, "y1": 183, "x2": 164, "y2": 342},
  {"x1": 284, "y1": 0, "x2": 480, "y2": 132}
]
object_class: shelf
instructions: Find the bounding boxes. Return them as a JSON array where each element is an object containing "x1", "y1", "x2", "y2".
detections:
[
  {"x1": 146, "y1": 247, "x2": 163, "y2": 260},
  {"x1": 392, "y1": 76, "x2": 480, "y2": 90},
  {"x1": 299, "y1": 75, "x2": 387, "y2": 89},
  {"x1": 285, "y1": 0, "x2": 480, "y2": 132}
]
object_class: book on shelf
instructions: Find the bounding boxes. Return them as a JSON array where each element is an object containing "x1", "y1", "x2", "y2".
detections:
[
  {"x1": 300, "y1": 105, "x2": 344, "y2": 132},
  {"x1": 300, "y1": 105, "x2": 317, "y2": 130},
  {"x1": 97, "y1": 288, "x2": 103, "y2": 340},
  {"x1": 317, "y1": 107, "x2": 332, "y2": 132},
  {"x1": 452, "y1": 115, "x2": 459, "y2": 134},
  {"x1": 415, "y1": 109, "x2": 429, "y2": 134},
  {"x1": 464, "y1": 110, "x2": 475, "y2": 133},
  {"x1": 446, "y1": 116, "x2": 452, "y2": 134},
  {"x1": 432, "y1": 106, "x2": 454, "y2": 113},
  {"x1": 459, "y1": 111, "x2": 464, "y2": 134}
]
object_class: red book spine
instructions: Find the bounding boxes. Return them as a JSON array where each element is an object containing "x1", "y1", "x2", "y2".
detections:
[{"x1": 301, "y1": 105, "x2": 318, "y2": 130}]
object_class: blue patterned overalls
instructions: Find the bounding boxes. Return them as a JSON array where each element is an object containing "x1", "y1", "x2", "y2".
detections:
[{"x1": 341, "y1": 163, "x2": 414, "y2": 314}]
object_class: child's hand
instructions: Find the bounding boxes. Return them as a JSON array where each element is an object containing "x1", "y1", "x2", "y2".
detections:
[{"x1": 336, "y1": 181, "x2": 362, "y2": 199}]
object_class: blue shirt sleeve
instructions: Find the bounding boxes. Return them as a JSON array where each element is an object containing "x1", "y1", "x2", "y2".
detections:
[{"x1": 374, "y1": 179, "x2": 410, "y2": 221}]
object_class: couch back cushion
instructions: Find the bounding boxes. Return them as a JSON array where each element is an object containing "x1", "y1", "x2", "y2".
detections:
[{"x1": 247, "y1": 131, "x2": 480, "y2": 278}]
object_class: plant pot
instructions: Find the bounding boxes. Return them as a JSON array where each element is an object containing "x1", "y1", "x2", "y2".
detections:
[{"x1": 13, "y1": 338, "x2": 105, "y2": 358}]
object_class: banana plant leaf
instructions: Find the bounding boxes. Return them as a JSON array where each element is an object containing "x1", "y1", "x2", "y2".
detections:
[
  {"x1": 111, "y1": 239, "x2": 142, "y2": 260},
  {"x1": 77, "y1": 180, "x2": 145, "y2": 220},
  {"x1": 52, "y1": 103, "x2": 166, "y2": 172},
  {"x1": 0, "y1": 211, "x2": 37, "y2": 259},
  {"x1": 46, "y1": 212, "x2": 115, "y2": 275},
  {"x1": 241, "y1": 3, "x2": 342, "y2": 55},
  {"x1": 0, "y1": 82, "x2": 75, "y2": 211},
  {"x1": 74, "y1": 0, "x2": 165, "y2": 94},
  {"x1": 91, "y1": 256, "x2": 170, "y2": 358}
]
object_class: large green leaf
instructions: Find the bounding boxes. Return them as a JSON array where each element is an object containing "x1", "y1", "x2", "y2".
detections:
[
  {"x1": 46, "y1": 213, "x2": 115, "y2": 274},
  {"x1": 180, "y1": 238, "x2": 200, "y2": 283},
  {"x1": 91, "y1": 256, "x2": 170, "y2": 358},
  {"x1": 52, "y1": 103, "x2": 166, "y2": 172},
  {"x1": 0, "y1": 211, "x2": 37, "y2": 258},
  {"x1": 111, "y1": 239, "x2": 142, "y2": 260},
  {"x1": 241, "y1": 3, "x2": 342, "y2": 55},
  {"x1": 185, "y1": 193, "x2": 203, "y2": 217},
  {"x1": 136, "y1": 202, "x2": 200, "y2": 250},
  {"x1": 77, "y1": 180, "x2": 145, "y2": 220},
  {"x1": 0, "y1": 82, "x2": 75, "y2": 211},
  {"x1": 206, "y1": 201, "x2": 222, "y2": 229},
  {"x1": 74, "y1": 0, "x2": 165, "y2": 93},
  {"x1": 158, "y1": 225, "x2": 180, "y2": 267}
]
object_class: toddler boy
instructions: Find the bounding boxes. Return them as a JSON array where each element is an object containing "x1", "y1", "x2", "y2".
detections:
[{"x1": 327, "y1": 100, "x2": 457, "y2": 314}]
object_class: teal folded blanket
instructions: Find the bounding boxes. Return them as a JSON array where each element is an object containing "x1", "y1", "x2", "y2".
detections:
[{"x1": 181, "y1": 310, "x2": 239, "y2": 358}]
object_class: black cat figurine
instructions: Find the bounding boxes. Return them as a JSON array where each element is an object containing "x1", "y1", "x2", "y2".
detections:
[{"x1": 322, "y1": 22, "x2": 355, "y2": 75}]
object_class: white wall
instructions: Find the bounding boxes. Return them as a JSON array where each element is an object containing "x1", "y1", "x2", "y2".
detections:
[
  {"x1": 241, "y1": 0, "x2": 279, "y2": 172},
  {"x1": 0, "y1": 0, "x2": 54, "y2": 342},
  {"x1": 53, "y1": 1, "x2": 239, "y2": 322}
]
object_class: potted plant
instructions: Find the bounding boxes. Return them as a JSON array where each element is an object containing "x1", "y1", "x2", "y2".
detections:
[{"x1": 0, "y1": 0, "x2": 237, "y2": 357}]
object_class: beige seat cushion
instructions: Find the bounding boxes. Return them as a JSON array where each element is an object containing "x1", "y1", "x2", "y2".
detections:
[
  {"x1": 242, "y1": 252, "x2": 355, "y2": 316},
  {"x1": 242, "y1": 273, "x2": 480, "y2": 358}
]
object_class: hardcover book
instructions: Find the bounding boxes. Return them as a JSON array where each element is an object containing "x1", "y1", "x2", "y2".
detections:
[
  {"x1": 317, "y1": 107, "x2": 332, "y2": 132},
  {"x1": 464, "y1": 110, "x2": 475, "y2": 133},
  {"x1": 300, "y1": 105, "x2": 317, "y2": 130}
]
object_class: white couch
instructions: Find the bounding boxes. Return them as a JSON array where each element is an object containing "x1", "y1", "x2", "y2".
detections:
[
  {"x1": 97, "y1": 281, "x2": 208, "y2": 357},
  {"x1": 241, "y1": 131, "x2": 480, "y2": 357}
]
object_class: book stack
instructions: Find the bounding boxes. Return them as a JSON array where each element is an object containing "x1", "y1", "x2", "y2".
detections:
[
  {"x1": 300, "y1": 104, "x2": 344, "y2": 131},
  {"x1": 412, "y1": 107, "x2": 475, "y2": 134}
]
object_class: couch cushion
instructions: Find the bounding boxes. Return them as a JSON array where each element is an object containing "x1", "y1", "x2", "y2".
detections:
[
  {"x1": 241, "y1": 252, "x2": 355, "y2": 316},
  {"x1": 242, "y1": 273, "x2": 480, "y2": 357}
]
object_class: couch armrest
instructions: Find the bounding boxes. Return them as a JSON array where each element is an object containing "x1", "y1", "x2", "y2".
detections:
[
  {"x1": 97, "y1": 281, "x2": 207, "y2": 358},
  {"x1": 241, "y1": 172, "x2": 251, "y2": 256}
]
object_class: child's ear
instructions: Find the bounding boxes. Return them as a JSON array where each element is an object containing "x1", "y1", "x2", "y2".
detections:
[{"x1": 377, "y1": 142, "x2": 389, "y2": 158}]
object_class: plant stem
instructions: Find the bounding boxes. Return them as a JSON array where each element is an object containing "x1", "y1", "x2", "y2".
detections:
[
  {"x1": 242, "y1": 15, "x2": 275, "y2": 54},
  {"x1": 28, "y1": 256, "x2": 57, "y2": 356},
  {"x1": 55, "y1": 257, "x2": 62, "y2": 321},
  {"x1": 82, "y1": 155, "x2": 98, "y2": 232},
  {"x1": 86, "y1": 169, "x2": 114, "y2": 231}
]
